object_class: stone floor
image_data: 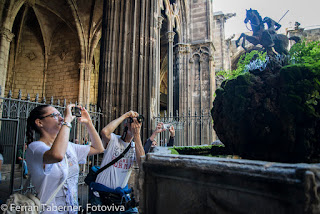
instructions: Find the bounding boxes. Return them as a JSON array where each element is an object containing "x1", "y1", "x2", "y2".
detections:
[{"x1": 0, "y1": 166, "x2": 27, "y2": 203}]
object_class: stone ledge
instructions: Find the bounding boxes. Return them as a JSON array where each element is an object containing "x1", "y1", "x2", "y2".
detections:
[{"x1": 142, "y1": 146, "x2": 320, "y2": 214}]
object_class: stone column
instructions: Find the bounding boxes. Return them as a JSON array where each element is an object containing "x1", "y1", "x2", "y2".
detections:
[
  {"x1": 175, "y1": 43, "x2": 189, "y2": 113},
  {"x1": 156, "y1": 16, "x2": 164, "y2": 115},
  {"x1": 213, "y1": 12, "x2": 236, "y2": 72},
  {"x1": 208, "y1": 54, "x2": 215, "y2": 142},
  {"x1": 79, "y1": 63, "x2": 93, "y2": 106},
  {"x1": 0, "y1": 27, "x2": 14, "y2": 97},
  {"x1": 167, "y1": 31, "x2": 175, "y2": 116}
]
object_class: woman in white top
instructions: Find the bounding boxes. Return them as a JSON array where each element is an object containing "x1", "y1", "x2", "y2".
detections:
[{"x1": 26, "y1": 104, "x2": 104, "y2": 214}]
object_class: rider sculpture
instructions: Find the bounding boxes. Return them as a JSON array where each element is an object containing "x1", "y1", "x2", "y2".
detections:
[
  {"x1": 236, "y1": 9, "x2": 297, "y2": 55},
  {"x1": 263, "y1": 17, "x2": 281, "y2": 35}
]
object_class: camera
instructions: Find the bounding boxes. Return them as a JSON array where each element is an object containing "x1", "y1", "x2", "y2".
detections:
[
  {"x1": 72, "y1": 107, "x2": 81, "y2": 117},
  {"x1": 129, "y1": 115, "x2": 144, "y2": 123},
  {"x1": 162, "y1": 123, "x2": 171, "y2": 130}
]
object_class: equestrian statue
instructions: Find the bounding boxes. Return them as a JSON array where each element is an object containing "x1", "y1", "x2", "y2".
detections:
[{"x1": 235, "y1": 9, "x2": 300, "y2": 55}]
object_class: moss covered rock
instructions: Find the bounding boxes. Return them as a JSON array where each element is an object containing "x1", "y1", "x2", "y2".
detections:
[{"x1": 211, "y1": 62, "x2": 320, "y2": 163}]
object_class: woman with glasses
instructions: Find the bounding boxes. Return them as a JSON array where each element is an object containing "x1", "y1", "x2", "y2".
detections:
[{"x1": 25, "y1": 104, "x2": 104, "y2": 213}]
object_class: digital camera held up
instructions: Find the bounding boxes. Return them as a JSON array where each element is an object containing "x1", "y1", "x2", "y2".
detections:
[
  {"x1": 72, "y1": 107, "x2": 81, "y2": 117},
  {"x1": 129, "y1": 115, "x2": 144, "y2": 123},
  {"x1": 162, "y1": 123, "x2": 171, "y2": 130}
]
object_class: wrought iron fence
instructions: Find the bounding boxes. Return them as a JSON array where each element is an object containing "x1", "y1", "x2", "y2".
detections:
[
  {"x1": 154, "y1": 110, "x2": 214, "y2": 147},
  {"x1": 0, "y1": 86, "x2": 103, "y2": 207}
]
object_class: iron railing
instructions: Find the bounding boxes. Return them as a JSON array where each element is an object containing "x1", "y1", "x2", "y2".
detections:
[{"x1": 154, "y1": 110, "x2": 213, "y2": 147}]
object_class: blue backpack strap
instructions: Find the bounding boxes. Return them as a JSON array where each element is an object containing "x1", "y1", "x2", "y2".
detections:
[
  {"x1": 90, "y1": 183, "x2": 132, "y2": 196},
  {"x1": 115, "y1": 185, "x2": 132, "y2": 195},
  {"x1": 92, "y1": 165, "x2": 100, "y2": 172},
  {"x1": 89, "y1": 183, "x2": 137, "y2": 208},
  {"x1": 90, "y1": 182, "x2": 116, "y2": 193}
]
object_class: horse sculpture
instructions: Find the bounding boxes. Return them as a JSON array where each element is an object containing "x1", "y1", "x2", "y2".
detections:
[{"x1": 235, "y1": 9, "x2": 298, "y2": 55}]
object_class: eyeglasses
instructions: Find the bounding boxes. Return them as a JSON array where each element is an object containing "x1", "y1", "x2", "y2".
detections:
[{"x1": 39, "y1": 112, "x2": 63, "y2": 120}]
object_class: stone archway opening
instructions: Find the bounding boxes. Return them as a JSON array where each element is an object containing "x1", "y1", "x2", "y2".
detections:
[
  {"x1": 159, "y1": 2, "x2": 179, "y2": 116},
  {"x1": 160, "y1": 10, "x2": 168, "y2": 114}
]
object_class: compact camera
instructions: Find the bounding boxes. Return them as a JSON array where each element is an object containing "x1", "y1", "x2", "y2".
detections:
[
  {"x1": 129, "y1": 115, "x2": 144, "y2": 123},
  {"x1": 162, "y1": 123, "x2": 171, "y2": 130},
  {"x1": 72, "y1": 107, "x2": 82, "y2": 117}
]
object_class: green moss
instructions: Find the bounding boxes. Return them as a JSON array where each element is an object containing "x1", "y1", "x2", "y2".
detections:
[
  {"x1": 280, "y1": 64, "x2": 320, "y2": 120},
  {"x1": 174, "y1": 145, "x2": 214, "y2": 155},
  {"x1": 236, "y1": 73, "x2": 254, "y2": 85},
  {"x1": 169, "y1": 148, "x2": 179, "y2": 155},
  {"x1": 172, "y1": 145, "x2": 227, "y2": 156}
]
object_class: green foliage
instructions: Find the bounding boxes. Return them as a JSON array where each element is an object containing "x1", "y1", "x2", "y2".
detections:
[
  {"x1": 173, "y1": 145, "x2": 212, "y2": 156},
  {"x1": 169, "y1": 148, "x2": 179, "y2": 155},
  {"x1": 281, "y1": 62, "x2": 320, "y2": 119},
  {"x1": 306, "y1": 90, "x2": 320, "y2": 117},
  {"x1": 172, "y1": 145, "x2": 226, "y2": 156},
  {"x1": 217, "y1": 50, "x2": 267, "y2": 80},
  {"x1": 174, "y1": 145, "x2": 214, "y2": 152},
  {"x1": 289, "y1": 40, "x2": 320, "y2": 65}
]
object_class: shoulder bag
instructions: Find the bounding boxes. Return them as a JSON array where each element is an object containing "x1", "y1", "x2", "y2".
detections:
[{"x1": 4, "y1": 155, "x2": 69, "y2": 214}]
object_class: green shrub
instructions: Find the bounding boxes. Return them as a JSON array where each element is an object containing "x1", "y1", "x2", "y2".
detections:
[
  {"x1": 289, "y1": 40, "x2": 320, "y2": 65},
  {"x1": 217, "y1": 50, "x2": 267, "y2": 80},
  {"x1": 169, "y1": 148, "x2": 179, "y2": 155}
]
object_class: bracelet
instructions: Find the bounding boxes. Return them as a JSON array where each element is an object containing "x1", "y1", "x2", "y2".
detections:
[{"x1": 61, "y1": 121, "x2": 72, "y2": 129}]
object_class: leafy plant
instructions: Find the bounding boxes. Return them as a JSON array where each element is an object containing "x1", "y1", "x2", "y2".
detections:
[
  {"x1": 217, "y1": 50, "x2": 267, "y2": 80},
  {"x1": 169, "y1": 148, "x2": 179, "y2": 155},
  {"x1": 289, "y1": 40, "x2": 320, "y2": 65}
]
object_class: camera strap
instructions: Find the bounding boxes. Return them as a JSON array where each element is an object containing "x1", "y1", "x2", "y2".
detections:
[
  {"x1": 121, "y1": 126, "x2": 129, "y2": 141},
  {"x1": 96, "y1": 142, "x2": 132, "y2": 176}
]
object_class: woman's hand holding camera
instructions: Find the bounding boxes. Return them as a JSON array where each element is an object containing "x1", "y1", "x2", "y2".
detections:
[
  {"x1": 125, "y1": 111, "x2": 139, "y2": 119},
  {"x1": 131, "y1": 118, "x2": 141, "y2": 137},
  {"x1": 155, "y1": 122, "x2": 165, "y2": 134},
  {"x1": 77, "y1": 107, "x2": 92, "y2": 125},
  {"x1": 169, "y1": 125, "x2": 175, "y2": 137},
  {"x1": 64, "y1": 104, "x2": 76, "y2": 123},
  {"x1": 65, "y1": 104, "x2": 93, "y2": 126}
]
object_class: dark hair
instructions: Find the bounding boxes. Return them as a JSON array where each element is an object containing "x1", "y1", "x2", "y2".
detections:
[{"x1": 26, "y1": 105, "x2": 50, "y2": 145}]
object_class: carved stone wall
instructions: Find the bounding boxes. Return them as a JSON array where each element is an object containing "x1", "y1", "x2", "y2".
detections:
[
  {"x1": 46, "y1": 24, "x2": 81, "y2": 102},
  {"x1": 212, "y1": 11, "x2": 236, "y2": 88},
  {"x1": 90, "y1": 47, "x2": 100, "y2": 106},
  {"x1": 0, "y1": 27, "x2": 14, "y2": 97},
  {"x1": 5, "y1": 25, "x2": 44, "y2": 98},
  {"x1": 190, "y1": 0, "x2": 211, "y2": 41},
  {"x1": 165, "y1": 0, "x2": 215, "y2": 144},
  {"x1": 212, "y1": 12, "x2": 235, "y2": 72},
  {"x1": 287, "y1": 27, "x2": 320, "y2": 48}
]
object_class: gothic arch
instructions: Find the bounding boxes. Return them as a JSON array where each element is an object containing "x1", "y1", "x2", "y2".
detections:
[
  {"x1": 66, "y1": 0, "x2": 85, "y2": 63},
  {"x1": 6, "y1": 5, "x2": 45, "y2": 97},
  {"x1": 3, "y1": 0, "x2": 25, "y2": 30},
  {"x1": 231, "y1": 46, "x2": 263, "y2": 70},
  {"x1": 158, "y1": 0, "x2": 183, "y2": 113}
]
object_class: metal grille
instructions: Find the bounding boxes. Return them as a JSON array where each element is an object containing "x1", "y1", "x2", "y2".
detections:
[
  {"x1": 154, "y1": 110, "x2": 213, "y2": 147},
  {"x1": 0, "y1": 87, "x2": 102, "y2": 208}
]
